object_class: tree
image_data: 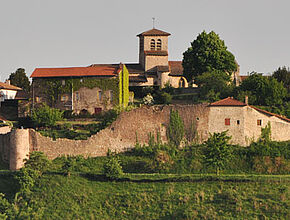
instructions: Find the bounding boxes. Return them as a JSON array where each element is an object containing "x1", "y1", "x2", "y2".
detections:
[
  {"x1": 272, "y1": 66, "x2": 290, "y2": 92},
  {"x1": 195, "y1": 70, "x2": 233, "y2": 102},
  {"x1": 31, "y1": 104, "x2": 63, "y2": 127},
  {"x1": 167, "y1": 109, "x2": 184, "y2": 146},
  {"x1": 239, "y1": 73, "x2": 287, "y2": 106},
  {"x1": 8, "y1": 68, "x2": 30, "y2": 92},
  {"x1": 182, "y1": 31, "x2": 237, "y2": 83},
  {"x1": 204, "y1": 131, "x2": 232, "y2": 175}
]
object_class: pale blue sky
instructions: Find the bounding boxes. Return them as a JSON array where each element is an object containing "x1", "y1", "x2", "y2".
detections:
[{"x1": 0, "y1": 0, "x2": 290, "y2": 81}]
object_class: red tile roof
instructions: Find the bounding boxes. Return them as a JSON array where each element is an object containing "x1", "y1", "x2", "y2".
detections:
[
  {"x1": 168, "y1": 61, "x2": 183, "y2": 76},
  {"x1": 0, "y1": 82, "x2": 22, "y2": 90},
  {"x1": 137, "y1": 28, "x2": 171, "y2": 37},
  {"x1": 250, "y1": 106, "x2": 290, "y2": 123},
  {"x1": 210, "y1": 97, "x2": 290, "y2": 123},
  {"x1": 210, "y1": 97, "x2": 247, "y2": 106},
  {"x1": 31, "y1": 66, "x2": 120, "y2": 78}
]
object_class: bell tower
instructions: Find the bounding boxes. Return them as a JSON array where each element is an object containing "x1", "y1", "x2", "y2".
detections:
[{"x1": 137, "y1": 28, "x2": 171, "y2": 72}]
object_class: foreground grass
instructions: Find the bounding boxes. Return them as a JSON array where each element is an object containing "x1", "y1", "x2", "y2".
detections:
[{"x1": 1, "y1": 173, "x2": 287, "y2": 219}]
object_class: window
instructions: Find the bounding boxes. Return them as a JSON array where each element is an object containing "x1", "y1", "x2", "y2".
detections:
[
  {"x1": 237, "y1": 120, "x2": 240, "y2": 125},
  {"x1": 75, "y1": 92, "x2": 80, "y2": 101},
  {"x1": 257, "y1": 120, "x2": 262, "y2": 126},
  {"x1": 150, "y1": 39, "x2": 155, "y2": 50},
  {"x1": 179, "y1": 78, "x2": 185, "y2": 88},
  {"x1": 62, "y1": 80, "x2": 65, "y2": 86},
  {"x1": 157, "y1": 39, "x2": 162, "y2": 50},
  {"x1": 225, "y1": 118, "x2": 230, "y2": 126},
  {"x1": 98, "y1": 91, "x2": 102, "y2": 101},
  {"x1": 109, "y1": 91, "x2": 113, "y2": 102},
  {"x1": 61, "y1": 95, "x2": 67, "y2": 102}
]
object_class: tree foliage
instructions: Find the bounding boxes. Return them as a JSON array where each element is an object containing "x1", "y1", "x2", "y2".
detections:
[
  {"x1": 204, "y1": 131, "x2": 232, "y2": 175},
  {"x1": 272, "y1": 66, "x2": 290, "y2": 92},
  {"x1": 182, "y1": 31, "x2": 237, "y2": 82},
  {"x1": 167, "y1": 110, "x2": 184, "y2": 147},
  {"x1": 31, "y1": 104, "x2": 63, "y2": 127},
  {"x1": 8, "y1": 68, "x2": 30, "y2": 92},
  {"x1": 195, "y1": 70, "x2": 233, "y2": 102},
  {"x1": 238, "y1": 73, "x2": 287, "y2": 106}
]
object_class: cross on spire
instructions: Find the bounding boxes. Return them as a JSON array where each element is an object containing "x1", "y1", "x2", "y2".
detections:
[{"x1": 152, "y1": 17, "x2": 155, "y2": 28}]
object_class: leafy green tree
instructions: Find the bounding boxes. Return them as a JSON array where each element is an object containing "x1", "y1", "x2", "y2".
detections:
[
  {"x1": 182, "y1": 31, "x2": 237, "y2": 83},
  {"x1": 167, "y1": 110, "x2": 184, "y2": 147},
  {"x1": 31, "y1": 104, "x2": 63, "y2": 127},
  {"x1": 8, "y1": 68, "x2": 30, "y2": 92},
  {"x1": 195, "y1": 70, "x2": 233, "y2": 102},
  {"x1": 204, "y1": 131, "x2": 232, "y2": 175},
  {"x1": 239, "y1": 73, "x2": 287, "y2": 106},
  {"x1": 272, "y1": 66, "x2": 290, "y2": 92}
]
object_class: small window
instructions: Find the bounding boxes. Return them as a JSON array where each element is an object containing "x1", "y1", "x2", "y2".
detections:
[
  {"x1": 225, "y1": 118, "x2": 230, "y2": 126},
  {"x1": 157, "y1": 39, "x2": 162, "y2": 50},
  {"x1": 196, "y1": 117, "x2": 199, "y2": 121},
  {"x1": 109, "y1": 91, "x2": 113, "y2": 102},
  {"x1": 75, "y1": 92, "x2": 80, "y2": 101},
  {"x1": 179, "y1": 78, "x2": 185, "y2": 88},
  {"x1": 257, "y1": 120, "x2": 262, "y2": 126},
  {"x1": 237, "y1": 120, "x2": 240, "y2": 125},
  {"x1": 61, "y1": 95, "x2": 67, "y2": 102},
  {"x1": 150, "y1": 39, "x2": 155, "y2": 50},
  {"x1": 62, "y1": 80, "x2": 65, "y2": 86},
  {"x1": 98, "y1": 91, "x2": 102, "y2": 101}
]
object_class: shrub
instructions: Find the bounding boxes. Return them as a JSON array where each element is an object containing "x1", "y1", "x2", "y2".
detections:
[
  {"x1": 103, "y1": 157, "x2": 123, "y2": 180},
  {"x1": 167, "y1": 109, "x2": 184, "y2": 147},
  {"x1": 204, "y1": 131, "x2": 233, "y2": 175},
  {"x1": 15, "y1": 167, "x2": 40, "y2": 193},
  {"x1": 31, "y1": 104, "x2": 63, "y2": 127},
  {"x1": 24, "y1": 151, "x2": 51, "y2": 175}
]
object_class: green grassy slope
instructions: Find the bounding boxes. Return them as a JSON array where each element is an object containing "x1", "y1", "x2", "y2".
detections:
[{"x1": 8, "y1": 174, "x2": 289, "y2": 219}]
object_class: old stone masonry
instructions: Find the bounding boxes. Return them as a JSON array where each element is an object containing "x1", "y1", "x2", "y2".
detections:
[{"x1": 1, "y1": 98, "x2": 290, "y2": 170}]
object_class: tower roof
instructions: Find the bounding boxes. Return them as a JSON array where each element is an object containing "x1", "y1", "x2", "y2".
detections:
[{"x1": 137, "y1": 28, "x2": 171, "y2": 37}]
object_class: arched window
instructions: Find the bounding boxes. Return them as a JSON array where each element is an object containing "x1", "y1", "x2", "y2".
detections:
[
  {"x1": 179, "y1": 78, "x2": 185, "y2": 88},
  {"x1": 157, "y1": 39, "x2": 162, "y2": 50},
  {"x1": 150, "y1": 39, "x2": 155, "y2": 50}
]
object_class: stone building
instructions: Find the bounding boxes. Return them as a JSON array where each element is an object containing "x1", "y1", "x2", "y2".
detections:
[
  {"x1": 31, "y1": 64, "x2": 129, "y2": 114},
  {"x1": 0, "y1": 81, "x2": 28, "y2": 120},
  {"x1": 208, "y1": 97, "x2": 290, "y2": 146}
]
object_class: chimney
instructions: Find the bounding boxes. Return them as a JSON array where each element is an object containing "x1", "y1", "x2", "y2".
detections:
[
  {"x1": 5, "y1": 79, "x2": 10, "y2": 85},
  {"x1": 245, "y1": 96, "x2": 248, "y2": 105}
]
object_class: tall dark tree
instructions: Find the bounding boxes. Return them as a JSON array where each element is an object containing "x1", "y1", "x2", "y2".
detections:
[
  {"x1": 8, "y1": 68, "x2": 30, "y2": 92},
  {"x1": 239, "y1": 73, "x2": 287, "y2": 106},
  {"x1": 182, "y1": 31, "x2": 237, "y2": 83},
  {"x1": 272, "y1": 66, "x2": 290, "y2": 92}
]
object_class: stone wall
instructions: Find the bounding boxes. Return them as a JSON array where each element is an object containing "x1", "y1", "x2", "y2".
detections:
[
  {"x1": 0, "y1": 126, "x2": 12, "y2": 164},
  {"x1": 31, "y1": 104, "x2": 209, "y2": 160}
]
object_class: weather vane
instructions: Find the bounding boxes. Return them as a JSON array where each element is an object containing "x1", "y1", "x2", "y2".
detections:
[{"x1": 152, "y1": 17, "x2": 155, "y2": 28}]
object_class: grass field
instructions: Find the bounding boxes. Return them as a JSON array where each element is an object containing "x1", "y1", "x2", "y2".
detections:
[{"x1": 0, "y1": 172, "x2": 289, "y2": 219}]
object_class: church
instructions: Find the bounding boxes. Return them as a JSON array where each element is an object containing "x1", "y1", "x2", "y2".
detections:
[
  {"x1": 90, "y1": 28, "x2": 189, "y2": 88},
  {"x1": 30, "y1": 28, "x2": 189, "y2": 114},
  {"x1": 32, "y1": 28, "x2": 189, "y2": 89}
]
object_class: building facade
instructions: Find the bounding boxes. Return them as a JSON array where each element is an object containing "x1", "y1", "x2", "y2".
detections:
[{"x1": 31, "y1": 64, "x2": 129, "y2": 114}]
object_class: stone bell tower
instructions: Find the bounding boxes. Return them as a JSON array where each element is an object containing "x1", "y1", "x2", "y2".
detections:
[{"x1": 137, "y1": 28, "x2": 171, "y2": 72}]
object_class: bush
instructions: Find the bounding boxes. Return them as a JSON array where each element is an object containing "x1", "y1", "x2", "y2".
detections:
[
  {"x1": 31, "y1": 104, "x2": 63, "y2": 127},
  {"x1": 103, "y1": 157, "x2": 123, "y2": 180},
  {"x1": 167, "y1": 110, "x2": 184, "y2": 147},
  {"x1": 24, "y1": 151, "x2": 51, "y2": 175}
]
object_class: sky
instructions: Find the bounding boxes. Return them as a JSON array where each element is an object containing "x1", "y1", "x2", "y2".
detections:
[{"x1": 0, "y1": 0, "x2": 290, "y2": 81}]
